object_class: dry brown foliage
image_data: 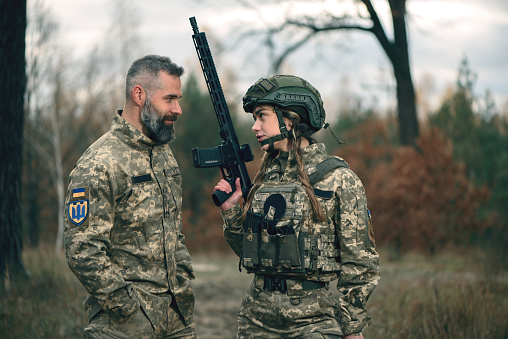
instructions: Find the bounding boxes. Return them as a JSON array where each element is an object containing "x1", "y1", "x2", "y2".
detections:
[{"x1": 365, "y1": 127, "x2": 491, "y2": 254}]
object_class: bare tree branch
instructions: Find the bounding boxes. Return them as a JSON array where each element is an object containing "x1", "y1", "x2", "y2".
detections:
[
  {"x1": 226, "y1": 0, "x2": 418, "y2": 145},
  {"x1": 360, "y1": 0, "x2": 394, "y2": 61},
  {"x1": 270, "y1": 31, "x2": 316, "y2": 73}
]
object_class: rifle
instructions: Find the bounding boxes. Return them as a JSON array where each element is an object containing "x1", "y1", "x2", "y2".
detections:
[{"x1": 190, "y1": 16, "x2": 253, "y2": 207}]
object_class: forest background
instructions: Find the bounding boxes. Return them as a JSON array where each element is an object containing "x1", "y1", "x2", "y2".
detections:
[{"x1": 1, "y1": 0, "x2": 507, "y2": 338}]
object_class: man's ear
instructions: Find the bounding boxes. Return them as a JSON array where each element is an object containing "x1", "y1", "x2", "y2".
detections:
[{"x1": 132, "y1": 85, "x2": 146, "y2": 106}]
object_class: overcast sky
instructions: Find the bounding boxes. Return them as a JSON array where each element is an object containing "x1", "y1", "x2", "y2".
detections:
[{"x1": 47, "y1": 0, "x2": 508, "y2": 116}]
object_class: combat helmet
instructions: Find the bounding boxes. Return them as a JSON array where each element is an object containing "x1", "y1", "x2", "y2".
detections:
[{"x1": 243, "y1": 75, "x2": 326, "y2": 151}]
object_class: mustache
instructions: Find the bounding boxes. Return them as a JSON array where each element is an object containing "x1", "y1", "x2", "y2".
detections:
[{"x1": 163, "y1": 114, "x2": 179, "y2": 122}]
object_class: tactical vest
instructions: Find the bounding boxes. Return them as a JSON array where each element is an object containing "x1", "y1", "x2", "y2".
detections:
[{"x1": 241, "y1": 157, "x2": 348, "y2": 277}]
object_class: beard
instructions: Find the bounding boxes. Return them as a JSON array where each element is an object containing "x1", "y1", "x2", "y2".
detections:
[{"x1": 141, "y1": 98, "x2": 177, "y2": 144}]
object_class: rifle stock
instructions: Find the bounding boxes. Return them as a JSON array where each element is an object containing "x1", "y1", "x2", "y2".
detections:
[{"x1": 190, "y1": 17, "x2": 253, "y2": 207}]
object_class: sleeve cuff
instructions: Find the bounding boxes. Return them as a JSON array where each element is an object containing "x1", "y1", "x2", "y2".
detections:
[
  {"x1": 221, "y1": 204, "x2": 243, "y2": 230},
  {"x1": 342, "y1": 318, "x2": 372, "y2": 336}
]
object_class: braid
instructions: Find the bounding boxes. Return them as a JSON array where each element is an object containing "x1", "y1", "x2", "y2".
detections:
[{"x1": 290, "y1": 123, "x2": 327, "y2": 222}]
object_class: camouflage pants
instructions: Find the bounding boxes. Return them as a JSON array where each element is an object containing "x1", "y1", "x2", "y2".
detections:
[
  {"x1": 83, "y1": 290, "x2": 196, "y2": 339},
  {"x1": 236, "y1": 275, "x2": 343, "y2": 339}
]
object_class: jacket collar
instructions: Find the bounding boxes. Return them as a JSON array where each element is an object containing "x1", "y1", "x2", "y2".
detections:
[
  {"x1": 268, "y1": 143, "x2": 328, "y2": 180},
  {"x1": 110, "y1": 110, "x2": 162, "y2": 151}
]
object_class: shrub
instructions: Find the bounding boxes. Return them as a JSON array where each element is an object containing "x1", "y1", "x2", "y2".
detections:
[{"x1": 367, "y1": 128, "x2": 491, "y2": 254}]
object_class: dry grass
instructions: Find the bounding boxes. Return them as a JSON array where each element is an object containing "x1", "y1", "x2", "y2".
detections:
[
  {"x1": 1, "y1": 247, "x2": 507, "y2": 338},
  {"x1": 361, "y1": 248, "x2": 508, "y2": 339}
]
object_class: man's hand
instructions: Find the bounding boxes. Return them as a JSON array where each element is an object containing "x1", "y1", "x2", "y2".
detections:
[
  {"x1": 214, "y1": 177, "x2": 242, "y2": 211},
  {"x1": 344, "y1": 335, "x2": 364, "y2": 339}
]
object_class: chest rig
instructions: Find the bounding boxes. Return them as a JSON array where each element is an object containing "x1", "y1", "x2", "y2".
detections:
[{"x1": 241, "y1": 157, "x2": 348, "y2": 276}]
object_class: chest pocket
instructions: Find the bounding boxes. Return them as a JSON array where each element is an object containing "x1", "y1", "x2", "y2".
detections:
[
  {"x1": 163, "y1": 167, "x2": 182, "y2": 212},
  {"x1": 124, "y1": 174, "x2": 156, "y2": 217},
  {"x1": 242, "y1": 182, "x2": 310, "y2": 275}
]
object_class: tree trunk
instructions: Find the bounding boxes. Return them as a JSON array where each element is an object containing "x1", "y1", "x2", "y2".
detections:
[
  {"x1": 389, "y1": 0, "x2": 418, "y2": 145},
  {"x1": 24, "y1": 144, "x2": 42, "y2": 248},
  {"x1": 51, "y1": 89, "x2": 65, "y2": 252},
  {"x1": 394, "y1": 64, "x2": 418, "y2": 146},
  {"x1": 368, "y1": 0, "x2": 418, "y2": 145},
  {"x1": 0, "y1": 0, "x2": 29, "y2": 285}
]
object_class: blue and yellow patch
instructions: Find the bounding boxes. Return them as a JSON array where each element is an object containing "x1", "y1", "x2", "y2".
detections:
[
  {"x1": 68, "y1": 188, "x2": 89, "y2": 225},
  {"x1": 72, "y1": 187, "x2": 86, "y2": 198}
]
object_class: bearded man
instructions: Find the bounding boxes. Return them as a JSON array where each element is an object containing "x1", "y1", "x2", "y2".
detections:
[{"x1": 64, "y1": 55, "x2": 197, "y2": 339}]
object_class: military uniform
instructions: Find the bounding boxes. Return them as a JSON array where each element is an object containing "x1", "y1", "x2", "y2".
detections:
[
  {"x1": 64, "y1": 111, "x2": 196, "y2": 338},
  {"x1": 222, "y1": 143, "x2": 380, "y2": 338}
]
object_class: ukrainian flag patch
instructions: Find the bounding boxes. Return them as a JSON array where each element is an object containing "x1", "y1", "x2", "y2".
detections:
[{"x1": 72, "y1": 188, "x2": 86, "y2": 198}]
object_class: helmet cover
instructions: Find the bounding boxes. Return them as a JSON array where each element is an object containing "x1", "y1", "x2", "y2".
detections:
[{"x1": 243, "y1": 75, "x2": 325, "y2": 131}]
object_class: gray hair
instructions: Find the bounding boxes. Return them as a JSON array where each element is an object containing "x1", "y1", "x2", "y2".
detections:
[{"x1": 125, "y1": 55, "x2": 184, "y2": 99}]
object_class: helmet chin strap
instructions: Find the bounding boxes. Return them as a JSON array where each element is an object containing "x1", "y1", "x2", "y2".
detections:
[{"x1": 260, "y1": 107, "x2": 290, "y2": 152}]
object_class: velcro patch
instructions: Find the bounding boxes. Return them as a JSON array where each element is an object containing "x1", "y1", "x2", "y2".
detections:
[
  {"x1": 164, "y1": 168, "x2": 180, "y2": 177},
  {"x1": 313, "y1": 188, "x2": 333, "y2": 200},
  {"x1": 132, "y1": 174, "x2": 152, "y2": 184},
  {"x1": 258, "y1": 78, "x2": 275, "y2": 92}
]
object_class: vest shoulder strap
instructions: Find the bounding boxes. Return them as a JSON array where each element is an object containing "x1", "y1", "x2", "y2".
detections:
[{"x1": 308, "y1": 157, "x2": 349, "y2": 186}]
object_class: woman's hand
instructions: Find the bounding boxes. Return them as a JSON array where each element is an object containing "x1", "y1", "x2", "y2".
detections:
[
  {"x1": 344, "y1": 335, "x2": 364, "y2": 339},
  {"x1": 213, "y1": 177, "x2": 242, "y2": 211}
]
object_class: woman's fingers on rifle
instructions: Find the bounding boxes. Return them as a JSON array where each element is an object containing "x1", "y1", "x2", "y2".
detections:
[{"x1": 214, "y1": 179, "x2": 232, "y2": 193}]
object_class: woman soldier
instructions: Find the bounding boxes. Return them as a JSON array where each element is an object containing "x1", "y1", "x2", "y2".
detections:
[{"x1": 214, "y1": 75, "x2": 380, "y2": 339}]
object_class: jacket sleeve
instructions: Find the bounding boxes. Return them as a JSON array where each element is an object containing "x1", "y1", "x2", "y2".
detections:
[
  {"x1": 221, "y1": 204, "x2": 244, "y2": 257},
  {"x1": 173, "y1": 225, "x2": 196, "y2": 324},
  {"x1": 335, "y1": 169, "x2": 380, "y2": 336},
  {"x1": 64, "y1": 159, "x2": 138, "y2": 320}
]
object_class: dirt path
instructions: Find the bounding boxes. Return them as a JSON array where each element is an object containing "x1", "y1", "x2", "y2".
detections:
[{"x1": 191, "y1": 255, "x2": 251, "y2": 339}]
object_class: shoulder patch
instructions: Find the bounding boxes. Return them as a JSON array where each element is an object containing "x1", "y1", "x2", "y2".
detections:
[{"x1": 68, "y1": 188, "x2": 89, "y2": 225}]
